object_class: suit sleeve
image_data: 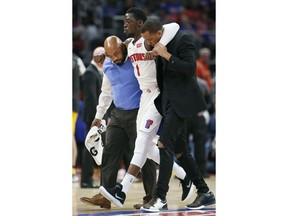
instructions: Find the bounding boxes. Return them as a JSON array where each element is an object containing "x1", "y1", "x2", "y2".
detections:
[
  {"x1": 166, "y1": 34, "x2": 197, "y2": 77},
  {"x1": 95, "y1": 73, "x2": 114, "y2": 120}
]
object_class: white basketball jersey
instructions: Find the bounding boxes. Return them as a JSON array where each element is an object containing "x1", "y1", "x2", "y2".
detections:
[{"x1": 127, "y1": 37, "x2": 158, "y2": 91}]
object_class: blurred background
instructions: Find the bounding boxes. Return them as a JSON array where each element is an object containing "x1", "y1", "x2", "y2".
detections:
[{"x1": 72, "y1": 0, "x2": 215, "y2": 73}]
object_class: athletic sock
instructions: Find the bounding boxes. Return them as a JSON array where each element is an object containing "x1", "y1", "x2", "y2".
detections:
[
  {"x1": 173, "y1": 162, "x2": 186, "y2": 180},
  {"x1": 121, "y1": 173, "x2": 136, "y2": 194}
]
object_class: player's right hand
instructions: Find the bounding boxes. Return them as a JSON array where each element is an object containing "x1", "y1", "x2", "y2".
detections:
[{"x1": 144, "y1": 50, "x2": 158, "y2": 60}]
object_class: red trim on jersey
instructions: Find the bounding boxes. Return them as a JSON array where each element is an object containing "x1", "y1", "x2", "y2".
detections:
[{"x1": 136, "y1": 64, "x2": 140, "y2": 76}]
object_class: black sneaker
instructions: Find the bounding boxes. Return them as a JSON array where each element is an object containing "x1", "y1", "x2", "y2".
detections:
[
  {"x1": 185, "y1": 191, "x2": 215, "y2": 209},
  {"x1": 99, "y1": 183, "x2": 126, "y2": 208},
  {"x1": 140, "y1": 197, "x2": 168, "y2": 212},
  {"x1": 180, "y1": 176, "x2": 195, "y2": 202}
]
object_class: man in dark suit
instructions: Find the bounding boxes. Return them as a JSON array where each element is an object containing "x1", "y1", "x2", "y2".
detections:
[
  {"x1": 140, "y1": 19, "x2": 215, "y2": 211},
  {"x1": 80, "y1": 47, "x2": 106, "y2": 188}
]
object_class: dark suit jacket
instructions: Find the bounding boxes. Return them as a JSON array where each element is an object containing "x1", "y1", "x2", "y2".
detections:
[
  {"x1": 154, "y1": 31, "x2": 207, "y2": 118},
  {"x1": 81, "y1": 63, "x2": 103, "y2": 127}
]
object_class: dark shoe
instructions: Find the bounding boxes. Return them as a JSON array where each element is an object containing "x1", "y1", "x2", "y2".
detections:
[
  {"x1": 80, "y1": 193, "x2": 111, "y2": 209},
  {"x1": 133, "y1": 198, "x2": 149, "y2": 209},
  {"x1": 80, "y1": 182, "x2": 99, "y2": 188},
  {"x1": 185, "y1": 191, "x2": 215, "y2": 209},
  {"x1": 180, "y1": 176, "x2": 195, "y2": 202},
  {"x1": 140, "y1": 197, "x2": 168, "y2": 212},
  {"x1": 99, "y1": 183, "x2": 126, "y2": 207}
]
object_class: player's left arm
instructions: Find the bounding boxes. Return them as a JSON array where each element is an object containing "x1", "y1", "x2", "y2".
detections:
[
  {"x1": 156, "y1": 34, "x2": 196, "y2": 77},
  {"x1": 159, "y1": 22, "x2": 180, "y2": 46},
  {"x1": 124, "y1": 38, "x2": 133, "y2": 48}
]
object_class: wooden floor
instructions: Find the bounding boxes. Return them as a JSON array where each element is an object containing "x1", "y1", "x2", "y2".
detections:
[{"x1": 72, "y1": 171, "x2": 216, "y2": 216}]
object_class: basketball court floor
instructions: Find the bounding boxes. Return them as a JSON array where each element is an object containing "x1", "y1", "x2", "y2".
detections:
[{"x1": 73, "y1": 173, "x2": 216, "y2": 216}]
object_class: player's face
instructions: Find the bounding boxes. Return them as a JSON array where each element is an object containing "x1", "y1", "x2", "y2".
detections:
[
  {"x1": 124, "y1": 13, "x2": 138, "y2": 37},
  {"x1": 106, "y1": 44, "x2": 127, "y2": 65},
  {"x1": 141, "y1": 30, "x2": 162, "y2": 47}
]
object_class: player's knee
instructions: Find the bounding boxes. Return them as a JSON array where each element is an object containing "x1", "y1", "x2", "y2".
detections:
[{"x1": 130, "y1": 152, "x2": 147, "y2": 168}]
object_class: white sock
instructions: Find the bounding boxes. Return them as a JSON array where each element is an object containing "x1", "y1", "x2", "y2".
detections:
[
  {"x1": 121, "y1": 173, "x2": 136, "y2": 194},
  {"x1": 173, "y1": 162, "x2": 186, "y2": 180}
]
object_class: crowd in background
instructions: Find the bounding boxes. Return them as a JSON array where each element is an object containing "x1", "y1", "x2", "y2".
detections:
[
  {"x1": 73, "y1": 0, "x2": 215, "y2": 71},
  {"x1": 72, "y1": 0, "x2": 216, "y2": 184}
]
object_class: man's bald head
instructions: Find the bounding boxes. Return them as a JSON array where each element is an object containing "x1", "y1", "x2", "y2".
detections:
[
  {"x1": 104, "y1": 36, "x2": 122, "y2": 51},
  {"x1": 104, "y1": 36, "x2": 127, "y2": 65}
]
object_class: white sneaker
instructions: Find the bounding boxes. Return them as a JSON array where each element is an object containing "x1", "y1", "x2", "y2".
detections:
[{"x1": 140, "y1": 197, "x2": 168, "y2": 212}]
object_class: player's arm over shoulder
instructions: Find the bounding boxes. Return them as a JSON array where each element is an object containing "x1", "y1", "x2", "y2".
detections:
[{"x1": 124, "y1": 38, "x2": 133, "y2": 48}]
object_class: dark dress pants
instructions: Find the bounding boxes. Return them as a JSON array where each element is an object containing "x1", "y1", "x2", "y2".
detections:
[
  {"x1": 156, "y1": 105, "x2": 209, "y2": 200},
  {"x1": 100, "y1": 108, "x2": 138, "y2": 188},
  {"x1": 186, "y1": 114, "x2": 208, "y2": 176}
]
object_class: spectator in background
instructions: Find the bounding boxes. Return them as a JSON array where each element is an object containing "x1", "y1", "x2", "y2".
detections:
[
  {"x1": 196, "y1": 47, "x2": 213, "y2": 92},
  {"x1": 186, "y1": 77, "x2": 212, "y2": 179},
  {"x1": 159, "y1": 0, "x2": 183, "y2": 23},
  {"x1": 197, "y1": 77, "x2": 212, "y2": 112},
  {"x1": 80, "y1": 47, "x2": 105, "y2": 188},
  {"x1": 72, "y1": 53, "x2": 82, "y2": 182},
  {"x1": 74, "y1": 100, "x2": 87, "y2": 171},
  {"x1": 72, "y1": 0, "x2": 215, "y2": 71},
  {"x1": 102, "y1": 0, "x2": 123, "y2": 30},
  {"x1": 73, "y1": 16, "x2": 85, "y2": 59},
  {"x1": 82, "y1": 15, "x2": 102, "y2": 65}
]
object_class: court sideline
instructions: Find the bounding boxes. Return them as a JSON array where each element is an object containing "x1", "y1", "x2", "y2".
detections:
[{"x1": 73, "y1": 173, "x2": 216, "y2": 216}]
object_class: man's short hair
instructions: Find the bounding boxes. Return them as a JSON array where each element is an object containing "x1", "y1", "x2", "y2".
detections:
[
  {"x1": 126, "y1": 7, "x2": 147, "y2": 22},
  {"x1": 141, "y1": 18, "x2": 162, "y2": 33}
]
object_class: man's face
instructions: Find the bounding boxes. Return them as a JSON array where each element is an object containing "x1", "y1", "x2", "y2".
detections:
[
  {"x1": 141, "y1": 30, "x2": 162, "y2": 47},
  {"x1": 124, "y1": 13, "x2": 138, "y2": 37},
  {"x1": 105, "y1": 44, "x2": 126, "y2": 65}
]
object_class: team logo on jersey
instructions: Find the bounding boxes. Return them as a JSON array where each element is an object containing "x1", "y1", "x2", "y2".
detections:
[
  {"x1": 129, "y1": 53, "x2": 145, "y2": 63},
  {"x1": 137, "y1": 43, "x2": 142, "y2": 48},
  {"x1": 145, "y1": 119, "x2": 154, "y2": 129}
]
